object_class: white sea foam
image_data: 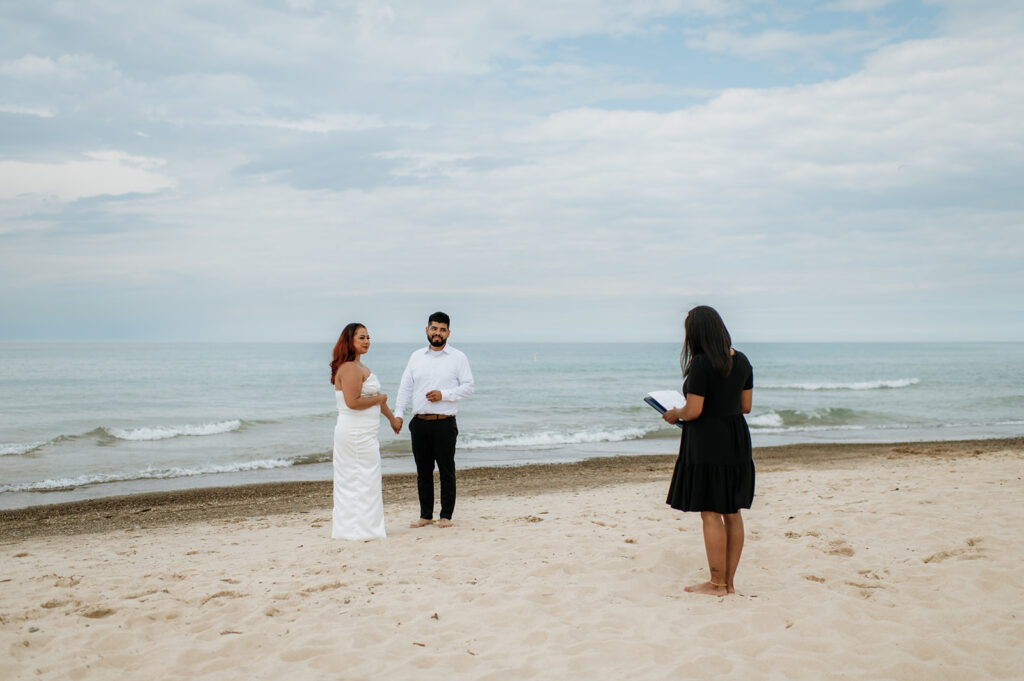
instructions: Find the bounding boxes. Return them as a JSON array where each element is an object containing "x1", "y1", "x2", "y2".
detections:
[
  {"x1": 747, "y1": 412, "x2": 784, "y2": 428},
  {"x1": 460, "y1": 426, "x2": 653, "y2": 450},
  {"x1": 105, "y1": 419, "x2": 243, "y2": 441},
  {"x1": 0, "y1": 457, "x2": 295, "y2": 493},
  {"x1": 752, "y1": 424, "x2": 875, "y2": 434},
  {"x1": 0, "y1": 442, "x2": 46, "y2": 456},
  {"x1": 759, "y1": 378, "x2": 920, "y2": 391}
]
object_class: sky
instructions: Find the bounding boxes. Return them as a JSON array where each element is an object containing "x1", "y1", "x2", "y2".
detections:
[{"x1": 1, "y1": 0, "x2": 1022, "y2": 343}]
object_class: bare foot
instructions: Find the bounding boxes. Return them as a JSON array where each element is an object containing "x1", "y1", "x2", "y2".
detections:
[
  {"x1": 410, "y1": 518, "x2": 433, "y2": 528},
  {"x1": 684, "y1": 581, "x2": 728, "y2": 597},
  {"x1": 438, "y1": 518, "x2": 453, "y2": 528}
]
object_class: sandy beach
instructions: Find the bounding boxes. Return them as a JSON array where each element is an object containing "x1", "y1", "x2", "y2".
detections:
[{"x1": 2, "y1": 438, "x2": 1022, "y2": 680}]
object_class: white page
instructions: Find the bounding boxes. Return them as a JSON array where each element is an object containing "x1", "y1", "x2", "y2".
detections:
[{"x1": 645, "y1": 389, "x2": 686, "y2": 410}]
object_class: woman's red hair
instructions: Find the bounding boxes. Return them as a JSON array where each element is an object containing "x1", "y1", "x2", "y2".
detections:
[{"x1": 330, "y1": 323, "x2": 365, "y2": 385}]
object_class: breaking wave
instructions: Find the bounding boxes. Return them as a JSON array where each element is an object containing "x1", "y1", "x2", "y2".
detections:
[
  {"x1": 747, "y1": 407, "x2": 866, "y2": 431},
  {"x1": 759, "y1": 378, "x2": 920, "y2": 391},
  {"x1": 103, "y1": 420, "x2": 243, "y2": 441},
  {"x1": 0, "y1": 441, "x2": 48, "y2": 456},
  {"x1": 460, "y1": 425, "x2": 656, "y2": 450},
  {"x1": 1, "y1": 457, "x2": 301, "y2": 493},
  {"x1": 1, "y1": 420, "x2": 248, "y2": 455}
]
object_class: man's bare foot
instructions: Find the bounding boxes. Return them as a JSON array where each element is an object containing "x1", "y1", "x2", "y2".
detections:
[
  {"x1": 684, "y1": 581, "x2": 728, "y2": 596},
  {"x1": 438, "y1": 518, "x2": 453, "y2": 528},
  {"x1": 410, "y1": 518, "x2": 433, "y2": 528}
]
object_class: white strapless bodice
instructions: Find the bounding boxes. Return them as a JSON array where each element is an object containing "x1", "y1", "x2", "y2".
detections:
[
  {"x1": 360, "y1": 372, "x2": 380, "y2": 397},
  {"x1": 336, "y1": 373, "x2": 381, "y2": 417}
]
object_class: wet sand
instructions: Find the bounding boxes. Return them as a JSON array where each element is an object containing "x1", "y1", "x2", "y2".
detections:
[{"x1": 2, "y1": 438, "x2": 1019, "y2": 540}]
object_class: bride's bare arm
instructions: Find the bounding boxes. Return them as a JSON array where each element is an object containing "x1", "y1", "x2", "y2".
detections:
[
  {"x1": 337, "y1": 363, "x2": 387, "y2": 410},
  {"x1": 379, "y1": 399, "x2": 402, "y2": 433}
]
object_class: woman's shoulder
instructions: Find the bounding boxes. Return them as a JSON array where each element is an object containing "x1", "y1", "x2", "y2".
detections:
[
  {"x1": 731, "y1": 349, "x2": 752, "y2": 369},
  {"x1": 339, "y1": 361, "x2": 368, "y2": 376}
]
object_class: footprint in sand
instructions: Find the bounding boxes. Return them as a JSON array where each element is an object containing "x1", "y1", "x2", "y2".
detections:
[
  {"x1": 828, "y1": 540, "x2": 855, "y2": 557},
  {"x1": 301, "y1": 581, "x2": 345, "y2": 594},
  {"x1": 841, "y1": 568, "x2": 889, "y2": 598},
  {"x1": 81, "y1": 607, "x2": 115, "y2": 619},
  {"x1": 788, "y1": 532, "x2": 854, "y2": 556},
  {"x1": 845, "y1": 582, "x2": 885, "y2": 599},
  {"x1": 924, "y1": 537, "x2": 986, "y2": 564},
  {"x1": 199, "y1": 591, "x2": 246, "y2": 606},
  {"x1": 124, "y1": 589, "x2": 161, "y2": 600}
]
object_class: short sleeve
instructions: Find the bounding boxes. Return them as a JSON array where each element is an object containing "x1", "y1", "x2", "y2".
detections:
[
  {"x1": 684, "y1": 354, "x2": 710, "y2": 396},
  {"x1": 743, "y1": 362, "x2": 753, "y2": 390}
]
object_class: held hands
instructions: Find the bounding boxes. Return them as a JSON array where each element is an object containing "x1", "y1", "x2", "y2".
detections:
[
  {"x1": 425, "y1": 390, "x2": 443, "y2": 403},
  {"x1": 391, "y1": 416, "x2": 403, "y2": 434}
]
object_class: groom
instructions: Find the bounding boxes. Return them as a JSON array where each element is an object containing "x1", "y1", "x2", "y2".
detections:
[{"x1": 394, "y1": 312, "x2": 475, "y2": 529}]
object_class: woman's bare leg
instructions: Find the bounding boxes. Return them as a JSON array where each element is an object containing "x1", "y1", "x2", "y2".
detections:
[
  {"x1": 685, "y1": 512, "x2": 728, "y2": 596},
  {"x1": 723, "y1": 511, "x2": 744, "y2": 593}
]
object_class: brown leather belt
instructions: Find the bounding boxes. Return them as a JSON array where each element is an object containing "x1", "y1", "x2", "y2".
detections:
[{"x1": 415, "y1": 414, "x2": 453, "y2": 421}]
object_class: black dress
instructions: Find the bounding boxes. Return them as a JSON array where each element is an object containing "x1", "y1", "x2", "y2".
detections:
[{"x1": 666, "y1": 351, "x2": 754, "y2": 514}]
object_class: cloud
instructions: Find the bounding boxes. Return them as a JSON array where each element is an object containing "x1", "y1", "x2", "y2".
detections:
[
  {"x1": 0, "y1": 104, "x2": 54, "y2": 117},
  {"x1": 1, "y1": 1, "x2": 1022, "y2": 340},
  {"x1": 0, "y1": 152, "x2": 176, "y2": 202},
  {"x1": 9, "y1": 17, "x2": 1019, "y2": 297},
  {"x1": 824, "y1": 0, "x2": 895, "y2": 11},
  {"x1": 233, "y1": 113, "x2": 390, "y2": 134},
  {"x1": 0, "y1": 53, "x2": 120, "y2": 81},
  {"x1": 686, "y1": 27, "x2": 888, "y2": 63}
]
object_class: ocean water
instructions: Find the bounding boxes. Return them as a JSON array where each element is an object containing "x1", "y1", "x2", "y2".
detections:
[{"x1": 1, "y1": 342, "x2": 1022, "y2": 509}]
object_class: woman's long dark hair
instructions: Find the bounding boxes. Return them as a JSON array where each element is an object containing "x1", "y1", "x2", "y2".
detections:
[
  {"x1": 681, "y1": 306, "x2": 733, "y2": 378},
  {"x1": 330, "y1": 323, "x2": 365, "y2": 385}
]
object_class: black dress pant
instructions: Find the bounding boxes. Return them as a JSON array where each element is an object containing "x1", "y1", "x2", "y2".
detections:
[{"x1": 409, "y1": 416, "x2": 458, "y2": 520}]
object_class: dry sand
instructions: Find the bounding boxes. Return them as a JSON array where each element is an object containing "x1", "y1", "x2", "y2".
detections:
[{"x1": 1, "y1": 438, "x2": 1022, "y2": 680}]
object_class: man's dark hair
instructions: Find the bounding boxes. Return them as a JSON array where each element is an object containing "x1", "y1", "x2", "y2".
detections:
[{"x1": 428, "y1": 311, "x2": 450, "y2": 327}]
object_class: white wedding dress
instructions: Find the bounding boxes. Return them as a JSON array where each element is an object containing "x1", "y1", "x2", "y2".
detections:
[{"x1": 332, "y1": 373, "x2": 386, "y2": 540}]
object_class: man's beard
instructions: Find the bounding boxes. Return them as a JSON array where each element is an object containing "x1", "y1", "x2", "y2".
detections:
[{"x1": 429, "y1": 336, "x2": 445, "y2": 348}]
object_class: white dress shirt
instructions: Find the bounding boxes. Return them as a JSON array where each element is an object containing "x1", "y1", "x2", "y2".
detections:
[{"x1": 394, "y1": 345, "x2": 475, "y2": 419}]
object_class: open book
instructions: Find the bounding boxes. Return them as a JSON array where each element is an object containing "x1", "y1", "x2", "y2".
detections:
[{"x1": 643, "y1": 390, "x2": 686, "y2": 430}]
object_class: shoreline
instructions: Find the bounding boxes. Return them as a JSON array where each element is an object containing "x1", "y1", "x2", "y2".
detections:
[{"x1": 2, "y1": 436, "x2": 1020, "y2": 541}]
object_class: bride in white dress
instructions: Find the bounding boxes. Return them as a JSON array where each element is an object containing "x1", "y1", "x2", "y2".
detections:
[{"x1": 330, "y1": 323, "x2": 401, "y2": 540}]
